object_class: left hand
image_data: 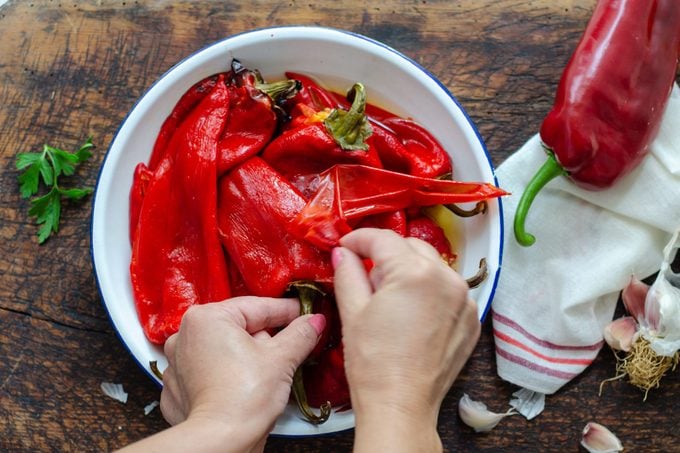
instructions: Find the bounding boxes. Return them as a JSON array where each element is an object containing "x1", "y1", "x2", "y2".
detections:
[{"x1": 159, "y1": 296, "x2": 325, "y2": 451}]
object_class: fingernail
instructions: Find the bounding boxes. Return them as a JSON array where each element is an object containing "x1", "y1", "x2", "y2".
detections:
[
  {"x1": 331, "y1": 247, "x2": 343, "y2": 269},
  {"x1": 308, "y1": 314, "x2": 326, "y2": 336}
]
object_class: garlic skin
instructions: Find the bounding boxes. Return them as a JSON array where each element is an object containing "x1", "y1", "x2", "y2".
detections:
[
  {"x1": 458, "y1": 393, "x2": 515, "y2": 433},
  {"x1": 622, "y1": 275, "x2": 648, "y2": 322},
  {"x1": 640, "y1": 229, "x2": 680, "y2": 356},
  {"x1": 603, "y1": 316, "x2": 637, "y2": 352},
  {"x1": 580, "y1": 422, "x2": 623, "y2": 453}
]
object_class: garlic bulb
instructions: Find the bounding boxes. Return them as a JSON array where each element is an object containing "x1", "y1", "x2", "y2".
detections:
[
  {"x1": 580, "y1": 422, "x2": 623, "y2": 453},
  {"x1": 458, "y1": 393, "x2": 515, "y2": 432}
]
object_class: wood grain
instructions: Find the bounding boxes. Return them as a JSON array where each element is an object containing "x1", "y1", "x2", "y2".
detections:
[{"x1": 1, "y1": 0, "x2": 678, "y2": 451}]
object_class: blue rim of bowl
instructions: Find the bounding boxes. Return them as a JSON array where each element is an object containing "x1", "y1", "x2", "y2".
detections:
[{"x1": 90, "y1": 24, "x2": 504, "y2": 433}]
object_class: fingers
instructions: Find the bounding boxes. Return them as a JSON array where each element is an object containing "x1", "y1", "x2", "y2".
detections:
[
  {"x1": 332, "y1": 246, "x2": 373, "y2": 322},
  {"x1": 339, "y1": 228, "x2": 415, "y2": 267},
  {"x1": 271, "y1": 314, "x2": 325, "y2": 370},
  {"x1": 208, "y1": 296, "x2": 301, "y2": 334}
]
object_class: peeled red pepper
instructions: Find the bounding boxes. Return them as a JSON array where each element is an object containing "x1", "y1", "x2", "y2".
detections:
[
  {"x1": 261, "y1": 83, "x2": 382, "y2": 198},
  {"x1": 216, "y1": 157, "x2": 333, "y2": 297},
  {"x1": 130, "y1": 76, "x2": 231, "y2": 344},
  {"x1": 514, "y1": 0, "x2": 680, "y2": 246},
  {"x1": 293, "y1": 164, "x2": 508, "y2": 250}
]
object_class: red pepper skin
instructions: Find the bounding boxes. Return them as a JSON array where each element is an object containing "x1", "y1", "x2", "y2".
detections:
[
  {"x1": 514, "y1": 0, "x2": 680, "y2": 247},
  {"x1": 293, "y1": 164, "x2": 508, "y2": 250},
  {"x1": 130, "y1": 78, "x2": 231, "y2": 344},
  {"x1": 148, "y1": 75, "x2": 220, "y2": 171},
  {"x1": 216, "y1": 157, "x2": 333, "y2": 297},
  {"x1": 541, "y1": 0, "x2": 679, "y2": 188},
  {"x1": 406, "y1": 216, "x2": 457, "y2": 265},
  {"x1": 261, "y1": 123, "x2": 383, "y2": 198}
]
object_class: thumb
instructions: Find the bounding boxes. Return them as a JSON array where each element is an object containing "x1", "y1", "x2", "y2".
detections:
[{"x1": 272, "y1": 314, "x2": 326, "y2": 369}]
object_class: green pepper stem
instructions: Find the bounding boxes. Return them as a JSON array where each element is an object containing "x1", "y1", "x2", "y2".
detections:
[
  {"x1": 292, "y1": 368, "x2": 332, "y2": 425},
  {"x1": 324, "y1": 83, "x2": 373, "y2": 151},
  {"x1": 513, "y1": 153, "x2": 566, "y2": 246},
  {"x1": 446, "y1": 201, "x2": 488, "y2": 217},
  {"x1": 289, "y1": 282, "x2": 331, "y2": 425},
  {"x1": 255, "y1": 79, "x2": 301, "y2": 103}
]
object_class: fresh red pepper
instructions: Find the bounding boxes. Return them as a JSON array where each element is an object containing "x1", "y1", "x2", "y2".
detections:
[
  {"x1": 261, "y1": 83, "x2": 382, "y2": 198},
  {"x1": 130, "y1": 76, "x2": 231, "y2": 344},
  {"x1": 407, "y1": 216, "x2": 457, "y2": 266},
  {"x1": 216, "y1": 157, "x2": 333, "y2": 297},
  {"x1": 216, "y1": 60, "x2": 300, "y2": 174},
  {"x1": 514, "y1": 0, "x2": 680, "y2": 246},
  {"x1": 292, "y1": 164, "x2": 508, "y2": 250}
]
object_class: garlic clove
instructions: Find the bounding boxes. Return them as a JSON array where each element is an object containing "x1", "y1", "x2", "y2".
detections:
[
  {"x1": 603, "y1": 316, "x2": 637, "y2": 352},
  {"x1": 458, "y1": 393, "x2": 515, "y2": 433},
  {"x1": 622, "y1": 275, "x2": 648, "y2": 322},
  {"x1": 581, "y1": 422, "x2": 623, "y2": 453}
]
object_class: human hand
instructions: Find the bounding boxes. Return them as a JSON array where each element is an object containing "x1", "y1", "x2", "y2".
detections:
[
  {"x1": 139, "y1": 297, "x2": 324, "y2": 453},
  {"x1": 332, "y1": 228, "x2": 481, "y2": 451}
]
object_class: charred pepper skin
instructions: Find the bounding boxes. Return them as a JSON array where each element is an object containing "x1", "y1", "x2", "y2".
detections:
[{"x1": 514, "y1": 0, "x2": 680, "y2": 246}]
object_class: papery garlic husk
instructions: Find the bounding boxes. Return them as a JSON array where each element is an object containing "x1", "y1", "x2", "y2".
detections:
[
  {"x1": 603, "y1": 316, "x2": 638, "y2": 352},
  {"x1": 458, "y1": 393, "x2": 515, "y2": 433},
  {"x1": 580, "y1": 422, "x2": 623, "y2": 453},
  {"x1": 622, "y1": 275, "x2": 649, "y2": 322}
]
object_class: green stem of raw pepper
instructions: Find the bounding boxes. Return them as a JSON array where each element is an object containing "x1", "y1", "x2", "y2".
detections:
[{"x1": 513, "y1": 152, "x2": 567, "y2": 246}]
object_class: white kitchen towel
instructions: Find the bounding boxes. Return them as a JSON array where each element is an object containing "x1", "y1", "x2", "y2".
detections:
[{"x1": 491, "y1": 85, "x2": 680, "y2": 395}]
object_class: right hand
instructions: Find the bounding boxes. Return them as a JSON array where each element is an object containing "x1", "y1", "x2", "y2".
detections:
[{"x1": 332, "y1": 228, "x2": 481, "y2": 451}]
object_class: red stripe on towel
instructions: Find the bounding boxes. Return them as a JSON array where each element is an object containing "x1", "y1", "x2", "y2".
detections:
[
  {"x1": 495, "y1": 345, "x2": 581, "y2": 380},
  {"x1": 493, "y1": 329, "x2": 594, "y2": 366},
  {"x1": 493, "y1": 310, "x2": 604, "y2": 351}
]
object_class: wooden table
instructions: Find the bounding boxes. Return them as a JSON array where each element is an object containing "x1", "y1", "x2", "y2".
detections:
[{"x1": 1, "y1": 0, "x2": 678, "y2": 451}]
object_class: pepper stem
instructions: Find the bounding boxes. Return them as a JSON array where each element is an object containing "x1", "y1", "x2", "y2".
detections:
[
  {"x1": 324, "y1": 83, "x2": 373, "y2": 151},
  {"x1": 446, "y1": 201, "x2": 488, "y2": 217},
  {"x1": 255, "y1": 79, "x2": 302, "y2": 103},
  {"x1": 513, "y1": 153, "x2": 566, "y2": 246},
  {"x1": 289, "y1": 282, "x2": 331, "y2": 425}
]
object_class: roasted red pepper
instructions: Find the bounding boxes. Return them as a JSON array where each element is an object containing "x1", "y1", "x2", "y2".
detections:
[
  {"x1": 293, "y1": 164, "x2": 508, "y2": 250},
  {"x1": 216, "y1": 157, "x2": 333, "y2": 297},
  {"x1": 407, "y1": 216, "x2": 457, "y2": 265},
  {"x1": 514, "y1": 0, "x2": 680, "y2": 246},
  {"x1": 261, "y1": 83, "x2": 382, "y2": 198},
  {"x1": 303, "y1": 343, "x2": 350, "y2": 409},
  {"x1": 130, "y1": 76, "x2": 231, "y2": 344},
  {"x1": 216, "y1": 60, "x2": 299, "y2": 174},
  {"x1": 148, "y1": 75, "x2": 220, "y2": 171}
]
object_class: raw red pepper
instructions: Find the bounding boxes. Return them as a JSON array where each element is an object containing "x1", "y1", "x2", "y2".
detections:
[
  {"x1": 216, "y1": 157, "x2": 333, "y2": 297},
  {"x1": 261, "y1": 83, "x2": 382, "y2": 198},
  {"x1": 514, "y1": 0, "x2": 680, "y2": 246},
  {"x1": 292, "y1": 164, "x2": 508, "y2": 250},
  {"x1": 130, "y1": 76, "x2": 231, "y2": 344},
  {"x1": 216, "y1": 60, "x2": 300, "y2": 174}
]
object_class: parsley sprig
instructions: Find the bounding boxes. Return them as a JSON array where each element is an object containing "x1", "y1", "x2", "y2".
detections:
[{"x1": 16, "y1": 138, "x2": 94, "y2": 243}]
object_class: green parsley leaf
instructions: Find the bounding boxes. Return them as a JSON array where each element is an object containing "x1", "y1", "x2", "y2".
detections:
[
  {"x1": 16, "y1": 137, "x2": 94, "y2": 243},
  {"x1": 29, "y1": 188, "x2": 62, "y2": 244}
]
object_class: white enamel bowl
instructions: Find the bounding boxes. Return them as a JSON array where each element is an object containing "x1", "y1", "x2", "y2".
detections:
[{"x1": 91, "y1": 26, "x2": 504, "y2": 437}]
